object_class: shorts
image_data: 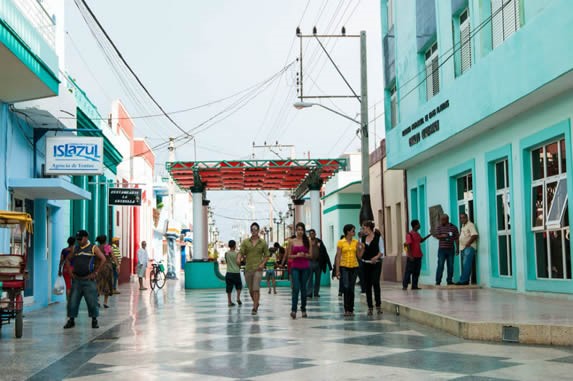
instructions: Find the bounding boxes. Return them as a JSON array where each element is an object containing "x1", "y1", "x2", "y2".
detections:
[
  {"x1": 244, "y1": 270, "x2": 263, "y2": 291},
  {"x1": 136, "y1": 263, "x2": 146, "y2": 278},
  {"x1": 225, "y1": 272, "x2": 242, "y2": 293},
  {"x1": 266, "y1": 269, "x2": 276, "y2": 278}
]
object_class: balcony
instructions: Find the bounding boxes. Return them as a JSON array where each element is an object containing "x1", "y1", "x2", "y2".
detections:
[{"x1": 0, "y1": 0, "x2": 59, "y2": 103}]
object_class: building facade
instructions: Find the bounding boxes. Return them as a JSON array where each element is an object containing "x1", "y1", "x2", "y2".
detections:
[{"x1": 382, "y1": 0, "x2": 573, "y2": 293}]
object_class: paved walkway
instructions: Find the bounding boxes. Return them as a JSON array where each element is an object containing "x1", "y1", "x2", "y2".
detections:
[
  {"x1": 0, "y1": 280, "x2": 572, "y2": 380},
  {"x1": 380, "y1": 283, "x2": 573, "y2": 345}
]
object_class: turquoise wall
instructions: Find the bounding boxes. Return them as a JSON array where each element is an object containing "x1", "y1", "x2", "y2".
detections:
[{"x1": 385, "y1": 0, "x2": 573, "y2": 168}]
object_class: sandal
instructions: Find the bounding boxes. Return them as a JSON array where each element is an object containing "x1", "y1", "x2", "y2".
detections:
[{"x1": 237, "y1": 300, "x2": 242, "y2": 305}]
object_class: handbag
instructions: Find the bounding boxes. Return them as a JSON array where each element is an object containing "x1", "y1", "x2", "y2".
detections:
[{"x1": 53, "y1": 276, "x2": 65, "y2": 295}]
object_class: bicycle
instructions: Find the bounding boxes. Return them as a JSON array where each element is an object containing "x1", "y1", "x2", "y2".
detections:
[{"x1": 149, "y1": 261, "x2": 166, "y2": 290}]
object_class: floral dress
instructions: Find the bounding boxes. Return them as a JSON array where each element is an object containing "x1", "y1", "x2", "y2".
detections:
[{"x1": 96, "y1": 244, "x2": 114, "y2": 297}]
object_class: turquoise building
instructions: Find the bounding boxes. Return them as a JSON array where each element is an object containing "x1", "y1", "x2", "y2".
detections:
[{"x1": 382, "y1": 0, "x2": 572, "y2": 293}]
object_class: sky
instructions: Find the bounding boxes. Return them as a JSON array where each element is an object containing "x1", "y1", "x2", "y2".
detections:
[{"x1": 64, "y1": 0, "x2": 384, "y2": 241}]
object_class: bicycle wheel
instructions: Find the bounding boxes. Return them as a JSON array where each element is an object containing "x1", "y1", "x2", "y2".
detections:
[
  {"x1": 156, "y1": 270, "x2": 166, "y2": 289},
  {"x1": 149, "y1": 269, "x2": 156, "y2": 290}
]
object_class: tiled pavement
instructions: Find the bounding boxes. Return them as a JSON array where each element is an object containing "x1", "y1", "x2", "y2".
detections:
[{"x1": 1, "y1": 280, "x2": 572, "y2": 380}]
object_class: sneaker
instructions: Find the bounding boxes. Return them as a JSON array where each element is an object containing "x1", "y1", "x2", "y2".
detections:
[
  {"x1": 91, "y1": 319, "x2": 99, "y2": 329},
  {"x1": 63, "y1": 319, "x2": 75, "y2": 329},
  {"x1": 301, "y1": 311, "x2": 308, "y2": 318},
  {"x1": 290, "y1": 311, "x2": 296, "y2": 319},
  {"x1": 367, "y1": 308, "x2": 373, "y2": 316},
  {"x1": 237, "y1": 300, "x2": 242, "y2": 305}
]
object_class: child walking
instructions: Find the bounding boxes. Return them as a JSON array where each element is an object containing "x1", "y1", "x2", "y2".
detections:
[
  {"x1": 266, "y1": 250, "x2": 277, "y2": 294},
  {"x1": 224, "y1": 240, "x2": 242, "y2": 307}
]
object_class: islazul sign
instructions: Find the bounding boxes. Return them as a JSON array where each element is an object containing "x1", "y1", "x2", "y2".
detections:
[{"x1": 45, "y1": 137, "x2": 104, "y2": 175}]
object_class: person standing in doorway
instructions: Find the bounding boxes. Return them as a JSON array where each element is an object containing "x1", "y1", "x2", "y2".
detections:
[
  {"x1": 360, "y1": 221, "x2": 384, "y2": 315},
  {"x1": 403, "y1": 220, "x2": 431, "y2": 290},
  {"x1": 456, "y1": 213, "x2": 479, "y2": 285},
  {"x1": 335, "y1": 224, "x2": 363, "y2": 317},
  {"x1": 64, "y1": 230, "x2": 106, "y2": 329},
  {"x1": 306, "y1": 229, "x2": 321, "y2": 298},
  {"x1": 238, "y1": 222, "x2": 269, "y2": 315},
  {"x1": 224, "y1": 240, "x2": 242, "y2": 306},
  {"x1": 111, "y1": 237, "x2": 122, "y2": 294},
  {"x1": 433, "y1": 214, "x2": 459, "y2": 286},
  {"x1": 286, "y1": 222, "x2": 312, "y2": 319},
  {"x1": 58, "y1": 236, "x2": 76, "y2": 300},
  {"x1": 137, "y1": 241, "x2": 149, "y2": 291}
]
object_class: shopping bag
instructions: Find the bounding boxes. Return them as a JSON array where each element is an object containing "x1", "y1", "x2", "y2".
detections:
[{"x1": 53, "y1": 276, "x2": 65, "y2": 295}]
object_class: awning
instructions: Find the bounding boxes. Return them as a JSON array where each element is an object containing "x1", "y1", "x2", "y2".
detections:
[{"x1": 8, "y1": 178, "x2": 91, "y2": 200}]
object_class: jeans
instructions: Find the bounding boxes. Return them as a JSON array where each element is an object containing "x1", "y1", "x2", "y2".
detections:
[
  {"x1": 340, "y1": 267, "x2": 358, "y2": 312},
  {"x1": 436, "y1": 248, "x2": 455, "y2": 285},
  {"x1": 291, "y1": 267, "x2": 310, "y2": 312},
  {"x1": 67, "y1": 278, "x2": 99, "y2": 319},
  {"x1": 459, "y1": 247, "x2": 476, "y2": 283},
  {"x1": 363, "y1": 262, "x2": 382, "y2": 308},
  {"x1": 306, "y1": 260, "x2": 321, "y2": 297},
  {"x1": 357, "y1": 261, "x2": 366, "y2": 292},
  {"x1": 403, "y1": 257, "x2": 422, "y2": 289},
  {"x1": 113, "y1": 264, "x2": 119, "y2": 290}
]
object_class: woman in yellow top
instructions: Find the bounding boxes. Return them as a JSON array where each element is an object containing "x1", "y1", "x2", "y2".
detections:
[{"x1": 335, "y1": 224, "x2": 363, "y2": 316}]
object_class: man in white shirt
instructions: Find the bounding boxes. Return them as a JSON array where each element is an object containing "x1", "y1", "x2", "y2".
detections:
[
  {"x1": 137, "y1": 241, "x2": 149, "y2": 290},
  {"x1": 456, "y1": 213, "x2": 478, "y2": 285}
]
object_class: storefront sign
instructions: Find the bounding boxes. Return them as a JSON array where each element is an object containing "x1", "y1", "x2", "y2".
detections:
[
  {"x1": 45, "y1": 137, "x2": 104, "y2": 175},
  {"x1": 402, "y1": 100, "x2": 450, "y2": 147},
  {"x1": 108, "y1": 188, "x2": 142, "y2": 206}
]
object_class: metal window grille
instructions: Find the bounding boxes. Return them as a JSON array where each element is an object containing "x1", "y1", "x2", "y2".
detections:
[
  {"x1": 460, "y1": 9, "x2": 472, "y2": 73},
  {"x1": 491, "y1": 0, "x2": 520, "y2": 49},
  {"x1": 495, "y1": 159, "x2": 512, "y2": 277},
  {"x1": 425, "y1": 42, "x2": 439, "y2": 100}
]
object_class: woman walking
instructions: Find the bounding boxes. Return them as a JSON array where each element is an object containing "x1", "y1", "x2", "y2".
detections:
[
  {"x1": 58, "y1": 236, "x2": 76, "y2": 300},
  {"x1": 335, "y1": 224, "x2": 363, "y2": 316},
  {"x1": 360, "y1": 221, "x2": 384, "y2": 315},
  {"x1": 286, "y1": 222, "x2": 312, "y2": 319},
  {"x1": 95, "y1": 235, "x2": 115, "y2": 308}
]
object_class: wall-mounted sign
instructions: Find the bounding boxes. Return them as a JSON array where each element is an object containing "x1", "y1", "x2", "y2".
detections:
[
  {"x1": 45, "y1": 136, "x2": 104, "y2": 175},
  {"x1": 108, "y1": 188, "x2": 142, "y2": 206},
  {"x1": 402, "y1": 100, "x2": 450, "y2": 147}
]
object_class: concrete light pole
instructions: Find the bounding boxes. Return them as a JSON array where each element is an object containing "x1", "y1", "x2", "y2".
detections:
[{"x1": 293, "y1": 29, "x2": 374, "y2": 224}]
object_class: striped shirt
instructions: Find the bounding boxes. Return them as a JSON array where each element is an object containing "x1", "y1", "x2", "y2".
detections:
[{"x1": 436, "y1": 223, "x2": 459, "y2": 249}]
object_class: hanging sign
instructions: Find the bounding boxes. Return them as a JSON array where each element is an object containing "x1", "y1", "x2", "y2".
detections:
[
  {"x1": 108, "y1": 188, "x2": 142, "y2": 206},
  {"x1": 45, "y1": 137, "x2": 104, "y2": 175}
]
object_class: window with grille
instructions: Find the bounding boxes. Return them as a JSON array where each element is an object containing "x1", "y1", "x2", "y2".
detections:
[
  {"x1": 457, "y1": 173, "x2": 474, "y2": 221},
  {"x1": 491, "y1": 0, "x2": 520, "y2": 49},
  {"x1": 390, "y1": 86, "x2": 397, "y2": 128},
  {"x1": 530, "y1": 139, "x2": 570, "y2": 280},
  {"x1": 460, "y1": 9, "x2": 472, "y2": 73},
  {"x1": 425, "y1": 42, "x2": 439, "y2": 100},
  {"x1": 494, "y1": 159, "x2": 512, "y2": 276}
]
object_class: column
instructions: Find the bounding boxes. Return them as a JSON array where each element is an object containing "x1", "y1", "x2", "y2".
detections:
[
  {"x1": 309, "y1": 180, "x2": 322, "y2": 234},
  {"x1": 192, "y1": 188, "x2": 204, "y2": 261},
  {"x1": 293, "y1": 199, "x2": 305, "y2": 225},
  {"x1": 202, "y1": 199, "x2": 210, "y2": 261}
]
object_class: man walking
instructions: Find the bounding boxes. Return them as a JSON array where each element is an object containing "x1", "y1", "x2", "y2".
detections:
[
  {"x1": 306, "y1": 229, "x2": 322, "y2": 298},
  {"x1": 238, "y1": 222, "x2": 269, "y2": 315},
  {"x1": 137, "y1": 241, "x2": 149, "y2": 291},
  {"x1": 456, "y1": 213, "x2": 479, "y2": 285},
  {"x1": 433, "y1": 214, "x2": 459, "y2": 286},
  {"x1": 403, "y1": 220, "x2": 431, "y2": 290},
  {"x1": 64, "y1": 230, "x2": 106, "y2": 329}
]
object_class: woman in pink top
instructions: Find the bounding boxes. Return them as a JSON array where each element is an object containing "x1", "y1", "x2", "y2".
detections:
[{"x1": 286, "y1": 222, "x2": 312, "y2": 319}]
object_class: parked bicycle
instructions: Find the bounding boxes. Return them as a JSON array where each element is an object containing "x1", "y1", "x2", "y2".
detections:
[{"x1": 149, "y1": 261, "x2": 166, "y2": 290}]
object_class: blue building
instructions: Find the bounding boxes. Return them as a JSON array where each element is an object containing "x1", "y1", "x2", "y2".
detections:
[{"x1": 382, "y1": 0, "x2": 572, "y2": 294}]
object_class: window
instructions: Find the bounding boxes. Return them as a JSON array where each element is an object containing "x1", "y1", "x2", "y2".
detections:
[
  {"x1": 390, "y1": 85, "x2": 398, "y2": 128},
  {"x1": 530, "y1": 139, "x2": 570, "y2": 279},
  {"x1": 495, "y1": 159, "x2": 512, "y2": 276},
  {"x1": 491, "y1": 0, "x2": 520, "y2": 49},
  {"x1": 456, "y1": 172, "x2": 474, "y2": 221},
  {"x1": 387, "y1": 0, "x2": 394, "y2": 31},
  {"x1": 425, "y1": 42, "x2": 439, "y2": 100},
  {"x1": 460, "y1": 9, "x2": 472, "y2": 73}
]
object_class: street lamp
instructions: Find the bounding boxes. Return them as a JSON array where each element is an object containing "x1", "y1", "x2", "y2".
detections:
[{"x1": 293, "y1": 30, "x2": 374, "y2": 224}]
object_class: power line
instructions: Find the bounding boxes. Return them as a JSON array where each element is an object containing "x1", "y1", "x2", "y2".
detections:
[{"x1": 74, "y1": 0, "x2": 192, "y2": 139}]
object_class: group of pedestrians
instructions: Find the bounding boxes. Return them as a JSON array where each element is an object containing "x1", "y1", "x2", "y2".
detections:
[{"x1": 58, "y1": 229, "x2": 152, "y2": 330}]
